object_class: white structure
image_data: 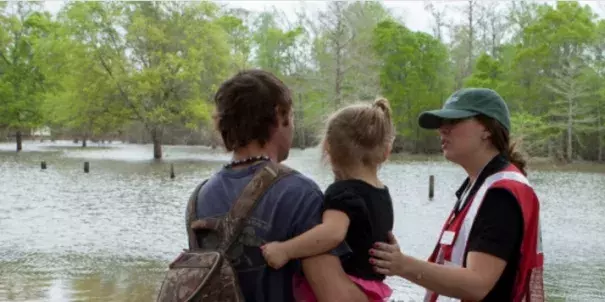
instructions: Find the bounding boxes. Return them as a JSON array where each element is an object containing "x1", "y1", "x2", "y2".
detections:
[{"x1": 31, "y1": 126, "x2": 51, "y2": 137}]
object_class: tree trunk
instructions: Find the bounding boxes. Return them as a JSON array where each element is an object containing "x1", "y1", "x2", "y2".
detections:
[
  {"x1": 16, "y1": 130, "x2": 22, "y2": 152},
  {"x1": 467, "y1": 0, "x2": 474, "y2": 76},
  {"x1": 335, "y1": 45, "x2": 343, "y2": 108},
  {"x1": 598, "y1": 104, "x2": 603, "y2": 162},
  {"x1": 567, "y1": 96, "x2": 573, "y2": 162},
  {"x1": 298, "y1": 93, "x2": 306, "y2": 149},
  {"x1": 414, "y1": 126, "x2": 420, "y2": 154},
  {"x1": 151, "y1": 128, "x2": 163, "y2": 159},
  {"x1": 332, "y1": 2, "x2": 345, "y2": 109}
]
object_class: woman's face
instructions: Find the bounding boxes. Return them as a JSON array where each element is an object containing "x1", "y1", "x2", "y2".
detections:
[{"x1": 438, "y1": 118, "x2": 488, "y2": 164}]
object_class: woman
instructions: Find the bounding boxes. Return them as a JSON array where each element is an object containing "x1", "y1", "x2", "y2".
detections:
[{"x1": 369, "y1": 88, "x2": 544, "y2": 302}]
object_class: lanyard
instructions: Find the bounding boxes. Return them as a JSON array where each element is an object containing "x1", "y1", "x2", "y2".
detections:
[
  {"x1": 450, "y1": 162, "x2": 490, "y2": 221},
  {"x1": 455, "y1": 182, "x2": 473, "y2": 212}
]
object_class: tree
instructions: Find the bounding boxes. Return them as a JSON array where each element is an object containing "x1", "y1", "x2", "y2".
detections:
[
  {"x1": 59, "y1": 1, "x2": 230, "y2": 159},
  {"x1": 373, "y1": 19, "x2": 451, "y2": 152},
  {"x1": 252, "y1": 10, "x2": 303, "y2": 77},
  {"x1": 464, "y1": 53, "x2": 505, "y2": 90},
  {"x1": 307, "y1": 1, "x2": 389, "y2": 108},
  {"x1": 545, "y1": 64, "x2": 594, "y2": 162},
  {"x1": 511, "y1": 1, "x2": 598, "y2": 159},
  {"x1": 0, "y1": 1, "x2": 52, "y2": 151},
  {"x1": 424, "y1": 1, "x2": 448, "y2": 43},
  {"x1": 217, "y1": 9, "x2": 253, "y2": 72},
  {"x1": 448, "y1": 0, "x2": 483, "y2": 88},
  {"x1": 43, "y1": 42, "x2": 128, "y2": 146}
]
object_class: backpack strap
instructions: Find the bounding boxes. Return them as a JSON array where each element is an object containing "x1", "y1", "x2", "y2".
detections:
[
  {"x1": 218, "y1": 161, "x2": 293, "y2": 252},
  {"x1": 185, "y1": 179, "x2": 208, "y2": 250},
  {"x1": 187, "y1": 161, "x2": 294, "y2": 252}
]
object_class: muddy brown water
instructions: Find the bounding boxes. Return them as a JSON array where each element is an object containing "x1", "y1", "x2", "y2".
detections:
[{"x1": 1, "y1": 141, "x2": 604, "y2": 301}]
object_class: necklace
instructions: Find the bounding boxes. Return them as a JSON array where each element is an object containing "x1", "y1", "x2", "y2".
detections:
[{"x1": 224, "y1": 155, "x2": 270, "y2": 169}]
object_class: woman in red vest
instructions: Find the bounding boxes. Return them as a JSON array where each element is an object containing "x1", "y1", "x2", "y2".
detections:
[{"x1": 369, "y1": 88, "x2": 544, "y2": 301}]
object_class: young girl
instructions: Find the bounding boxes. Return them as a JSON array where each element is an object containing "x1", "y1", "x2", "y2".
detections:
[{"x1": 261, "y1": 98, "x2": 396, "y2": 302}]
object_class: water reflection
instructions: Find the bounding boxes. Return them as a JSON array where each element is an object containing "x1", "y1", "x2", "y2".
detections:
[
  {"x1": 1, "y1": 140, "x2": 604, "y2": 301},
  {"x1": 0, "y1": 253, "x2": 165, "y2": 302},
  {"x1": 69, "y1": 263, "x2": 161, "y2": 302}
]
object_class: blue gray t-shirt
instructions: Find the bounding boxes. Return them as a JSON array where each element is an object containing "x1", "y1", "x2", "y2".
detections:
[{"x1": 195, "y1": 161, "x2": 350, "y2": 302}]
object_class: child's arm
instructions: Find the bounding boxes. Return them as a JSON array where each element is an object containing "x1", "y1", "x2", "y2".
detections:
[
  {"x1": 262, "y1": 209, "x2": 350, "y2": 269},
  {"x1": 283, "y1": 209, "x2": 350, "y2": 258}
]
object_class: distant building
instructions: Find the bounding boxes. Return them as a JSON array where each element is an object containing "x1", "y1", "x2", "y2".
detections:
[{"x1": 31, "y1": 126, "x2": 51, "y2": 137}]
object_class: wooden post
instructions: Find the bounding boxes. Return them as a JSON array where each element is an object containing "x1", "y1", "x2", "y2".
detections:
[
  {"x1": 41, "y1": 161, "x2": 47, "y2": 170},
  {"x1": 298, "y1": 93, "x2": 305, "y2": 149},
  {"x1": 170, "y1": 163, "x2": 175, "y2": 179},
  {"x1": 84, "y1": 162, "x2": 90, "y2": 173},
  {"x1": 429, "y1": 175, "x2": 435, "y2": 200}
]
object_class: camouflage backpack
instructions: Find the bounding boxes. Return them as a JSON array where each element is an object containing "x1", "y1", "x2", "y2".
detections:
[{"x1": 156, "y1": 161, "x2": 293, "y2": 302}]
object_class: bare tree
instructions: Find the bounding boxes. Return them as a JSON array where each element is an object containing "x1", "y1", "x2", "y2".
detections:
[
  {"x1": 546, "y1": 62, "x2": 593, "y2": 162},
  {"x1": 424, "y1": 1, "x2": 448, "y2": 43}
]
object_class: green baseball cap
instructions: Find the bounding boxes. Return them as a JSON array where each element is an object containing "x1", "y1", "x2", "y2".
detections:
[{"x1": 418, "y1": 88, "x2": 511, "y2": 132}]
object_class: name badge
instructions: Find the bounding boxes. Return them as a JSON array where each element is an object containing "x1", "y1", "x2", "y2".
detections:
[{"x1": 440, "y1": 231, "x2": 455, "y2": 245}]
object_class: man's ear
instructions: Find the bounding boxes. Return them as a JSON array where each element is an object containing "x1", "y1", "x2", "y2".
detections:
[{"x1": 275, "y1": 106, "x2": 290, "y2": 127}]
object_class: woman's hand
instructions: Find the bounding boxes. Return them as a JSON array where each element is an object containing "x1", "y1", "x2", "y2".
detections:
[{"x1": 369, "y1": 232, "x2": 407, "y2": 276}]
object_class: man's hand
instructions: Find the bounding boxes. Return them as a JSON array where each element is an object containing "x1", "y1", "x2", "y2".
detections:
[{"x1": 261, "y1": 241, "x2": 290, "y2": 269}]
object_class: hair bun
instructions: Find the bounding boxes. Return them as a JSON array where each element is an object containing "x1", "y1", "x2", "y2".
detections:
[{"x1": 373, "y1": 98, "x2": 392, "y2": 120}]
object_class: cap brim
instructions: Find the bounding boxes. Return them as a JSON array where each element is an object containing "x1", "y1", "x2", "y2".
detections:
[{"x1": 418, "y1": 109, "x2": 478, "y2": 129}]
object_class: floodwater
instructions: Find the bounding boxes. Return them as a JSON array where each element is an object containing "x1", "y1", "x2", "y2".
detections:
[{"x1": 1, "y1": 141, "x2": 604, "y2": 302}]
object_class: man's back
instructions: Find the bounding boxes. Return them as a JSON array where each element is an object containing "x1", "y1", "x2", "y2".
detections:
[{"x1": 195, "y1": 161, "x2": 331, "y2": 301}]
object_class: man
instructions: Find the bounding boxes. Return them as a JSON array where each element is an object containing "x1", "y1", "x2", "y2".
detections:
[{"x1": 195, "y1": 69, "x2": 368, "y2": 302}]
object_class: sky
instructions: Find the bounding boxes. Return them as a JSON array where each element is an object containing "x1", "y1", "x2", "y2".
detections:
[{"x1": 43, "y1": 0, "x2": 605, "y2": 37}]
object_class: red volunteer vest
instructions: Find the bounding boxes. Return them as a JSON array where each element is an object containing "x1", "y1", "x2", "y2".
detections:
[{"x1": 424, "y1": 164, "x2": 544, "y2": 302}]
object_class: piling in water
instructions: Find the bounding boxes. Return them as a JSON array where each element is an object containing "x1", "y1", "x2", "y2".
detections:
[
  {"x1": 170, "y1": 163, "x2": 175, "y2": 179},
  {"x1": 41, "y1": 161, "x2": 47, "y2": 170},
  {"x1": 429, "y1": 175, "x2": 435, "y2": 200},
  {"x1": 84, "y1": 162, "x2": 90, "y2": 173}
]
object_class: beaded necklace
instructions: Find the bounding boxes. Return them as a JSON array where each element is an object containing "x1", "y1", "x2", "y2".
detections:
[{"x1": 224, "y1": 155, "x2": 270, "y2": 169}]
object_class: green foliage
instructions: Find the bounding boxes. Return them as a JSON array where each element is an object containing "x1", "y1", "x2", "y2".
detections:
[
  {"x1": 1, "y1": 0, "x2": 604, "y2": 161},
  {"x1": 0, "y1": 2, "x2": 50, "y2": 131},
  {"x1": 373, "y1": 19, "x2": 451, "y2": 151},
  {"x1": 464, "y1": 54, "x2": 505, "y2": 90},
  {"x1": 49, "y1": 1, "x2": 231, "y2": 157},
  {"x1": 461, "y1": 1, "x2": 605, "y2": 160},
  {"x1": 252, "y1": 11, "x2": 303, "y2": 76}
]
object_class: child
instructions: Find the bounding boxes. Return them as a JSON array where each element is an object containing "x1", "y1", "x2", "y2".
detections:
[{"x1": 261, "y1": 98, "x2": 396, "y2": 302}]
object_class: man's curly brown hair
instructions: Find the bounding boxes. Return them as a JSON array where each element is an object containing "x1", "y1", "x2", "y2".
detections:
[{"x1": 213, "y1": 69, "x2": 292, "y2": 151}]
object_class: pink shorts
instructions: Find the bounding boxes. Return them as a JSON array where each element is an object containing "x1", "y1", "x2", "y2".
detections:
[{"x1": 292, "y1": 273, "x2": 392, "y2": 302}]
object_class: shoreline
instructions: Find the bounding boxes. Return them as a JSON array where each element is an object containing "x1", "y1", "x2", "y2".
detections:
[
  {"x1": 2, "y1": 139, "x2": 605, "y2": 174},
  {"x1": 388, "y1": 152, "x2": 605, "y2": 174}
]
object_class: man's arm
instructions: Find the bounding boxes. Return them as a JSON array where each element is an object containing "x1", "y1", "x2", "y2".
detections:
[{"x1": 302, "y1": 254, "x2": 369, "y2": 302}]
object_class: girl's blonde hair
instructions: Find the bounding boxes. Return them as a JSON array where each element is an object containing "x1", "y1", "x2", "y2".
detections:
[{"x1": 321, "y1": 98, "x2": 395, "y2": 177}]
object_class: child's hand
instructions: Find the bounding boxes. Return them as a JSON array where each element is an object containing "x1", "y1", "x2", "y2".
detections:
[{"x1": 261, "y1": 242, "x2": 289, "y2": 269}]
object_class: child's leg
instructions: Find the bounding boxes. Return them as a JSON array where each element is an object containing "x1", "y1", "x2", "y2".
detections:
[
  {"x1": 292, "y1": 273, "x2": 318, "y2": 302},
  {"x1": 292, "y1": 273, "x2": 392, "y2": 302},
  {"x1": 347, "y1": 275, "x2": 393, "y2": 302}
]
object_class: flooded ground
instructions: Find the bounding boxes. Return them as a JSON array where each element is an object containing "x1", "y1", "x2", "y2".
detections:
[{"x1": 1, "y1": 140, "x2": 604, "y2": 301}]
